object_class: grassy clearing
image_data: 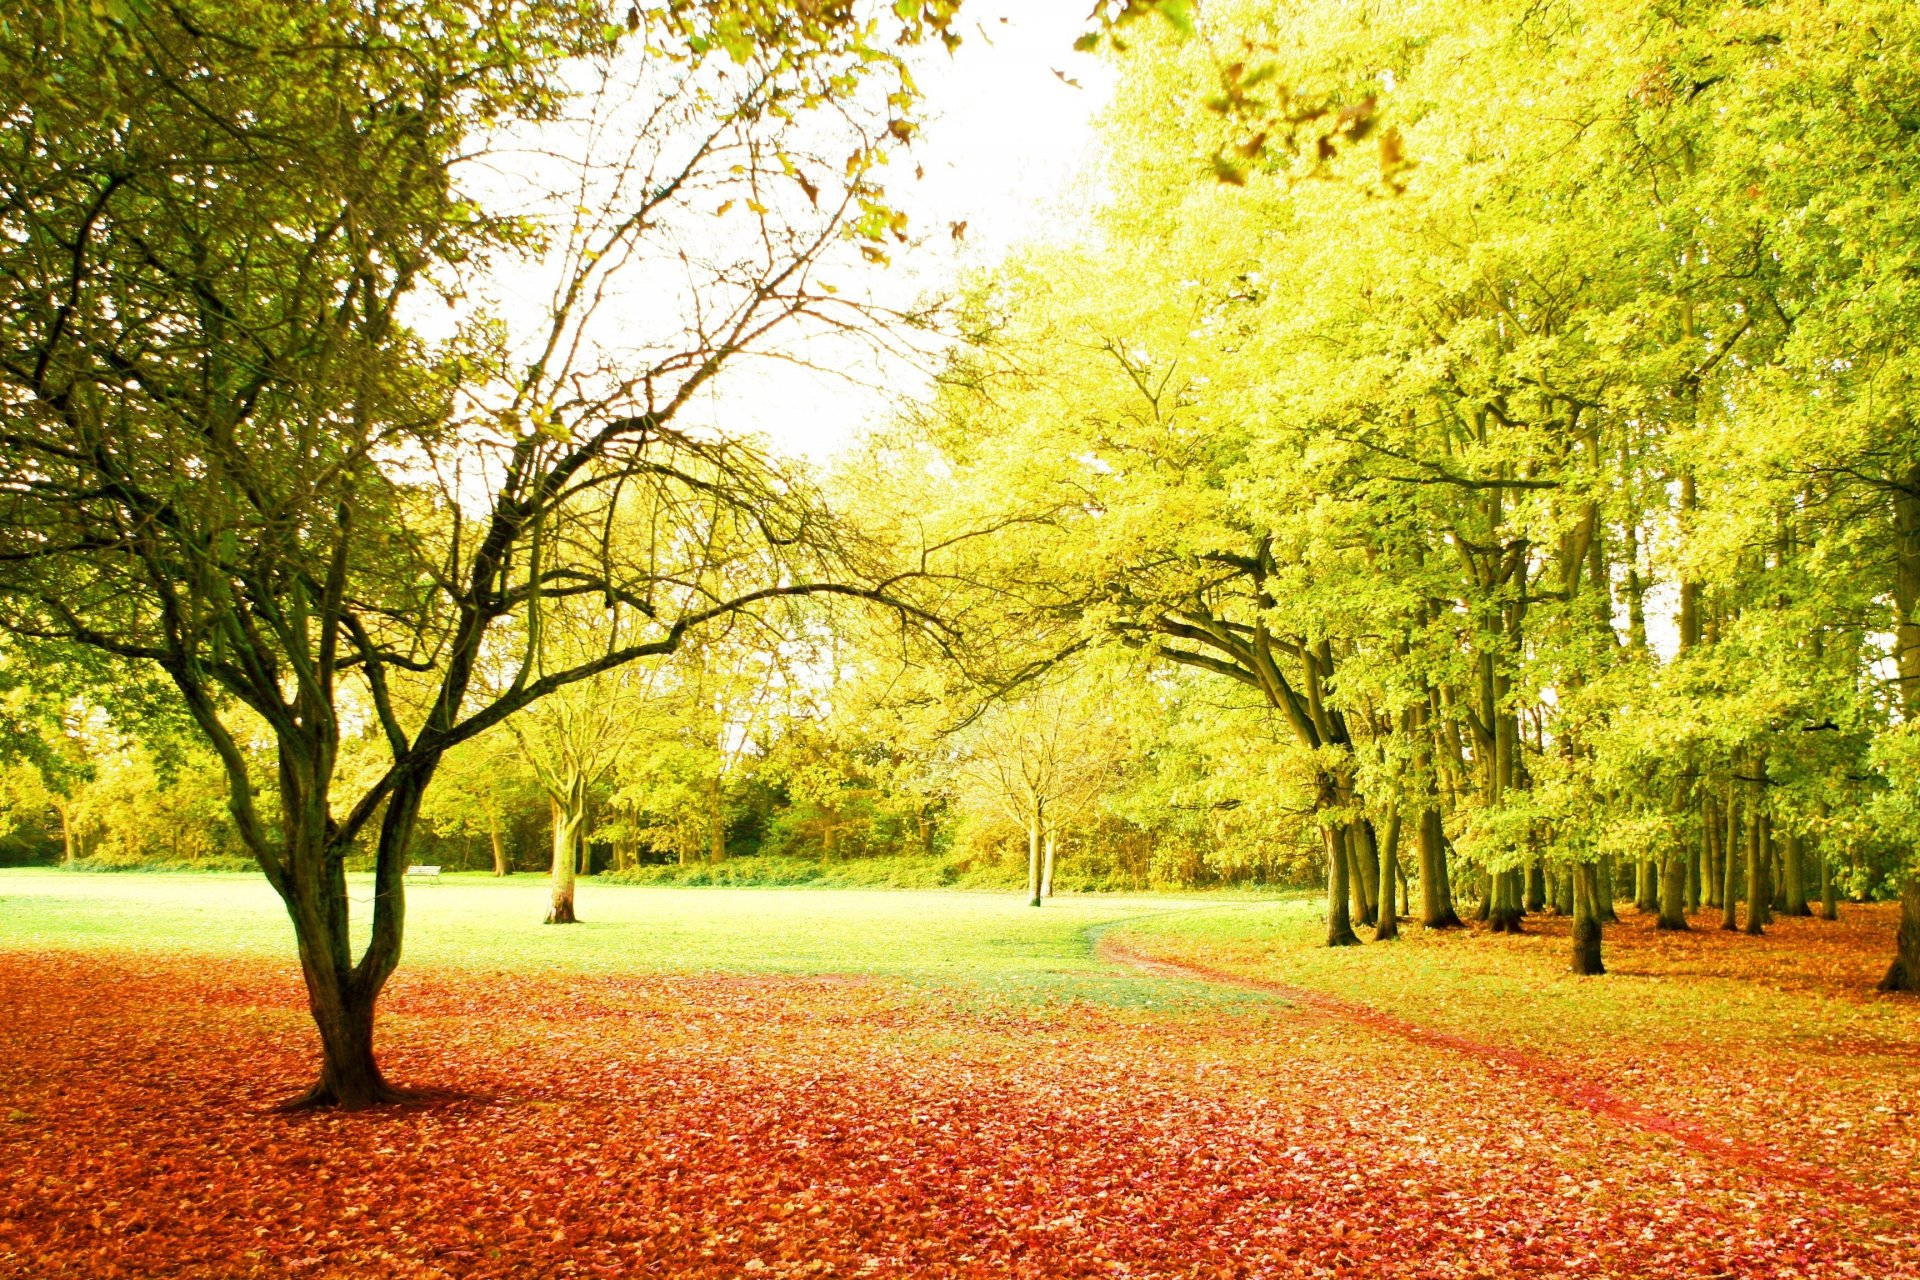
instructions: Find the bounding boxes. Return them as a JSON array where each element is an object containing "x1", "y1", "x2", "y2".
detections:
[{"x1": 0, "y1": 868, "x2": 1282, "y2": 1008}]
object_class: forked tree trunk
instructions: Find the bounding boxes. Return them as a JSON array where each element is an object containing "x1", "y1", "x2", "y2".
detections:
[
  {"x1": 1657, "y1": 851, "x2": 1690, "y2": 931},
  {"x1": 1570, "y1": 861, "x2": 1605, "y2": 976},
  {"x1": 1325, "y1": 823, "x2": 1360, "y2": 947},
  {"x1": 1416, "y1": 809, "x2": 1463, "y2": 928},
  {"x1": 1879, "y1": 876, "x2": 1920, "y2": 992}
]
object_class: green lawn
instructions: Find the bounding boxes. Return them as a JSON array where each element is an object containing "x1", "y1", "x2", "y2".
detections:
[{"x1": 0, "y1": 868, "x2": 1301, "y2": 1006}]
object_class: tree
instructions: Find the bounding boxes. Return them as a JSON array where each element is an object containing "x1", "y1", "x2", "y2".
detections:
[{"x1": 0, "y1": 0, "x2": 956, "y2": 1107}]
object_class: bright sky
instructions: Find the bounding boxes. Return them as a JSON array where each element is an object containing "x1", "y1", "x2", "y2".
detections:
[{"x1": 703, "y1": 2, "x2": 1115, "y2": 462}]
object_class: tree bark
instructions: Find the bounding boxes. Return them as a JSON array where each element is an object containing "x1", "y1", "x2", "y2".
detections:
[
  {"x1": 1781, "y1": 834, "x2": 1810, "y2": 916},
  {"x1": 1416, "y1": 808, "x2": 1463, "y2": 928},
  {"x1": 1878, "y1": 876, "x2": 1920, "y2": 992},
  {"x1": 1720, "y1": 782, "x2": 1741, "y2": 931},
  {"x1": 547, "y1": 794, "x2": 581, "y2": 925},
  {"x1": 1041, "y1": 825, "x2": 1057, "y2": 899},
  {"x1": 1026, "y1": 808, "x2": 1043, "y2": 908},
  {"x1": 1489, "y1": 867, "x2": 1524, "y2": 933},
  {"x1": 1375, "y1": 814, "x2": 1401, "y2": 941},
  {"x1": 489, "y1": 808, "x2": 508, "y2": 876},
  {"x1": 1570, "y1": 861, "x2": 1605, "y2": 976},
  {"x1": 1745, "y1": 808, "x2": 1771, "y2": 935},
  {"x1": 1325, "y1": 823, "x2": 1360, "y2": 946},
  {"x1": 1657, "y1": 851, "x2": 1689, "y2": 931},
  {"x1": 1819, "y1": 842, "x2": 1839, "y2": 921},
  {"x1": 1596, "y1": 853, "x2": 1617, "y2": 923},
  {"x1": 1351, "y1": 820, "x2": 1380, "y2": 927},
  {"x1": 1525, "y1": 857, "x2": 1546, "y2": 914}
]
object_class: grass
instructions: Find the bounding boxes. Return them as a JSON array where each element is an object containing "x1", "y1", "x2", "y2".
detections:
[{"x1": 0, "y1": 867, "x2": 1289, "y2": 1008}]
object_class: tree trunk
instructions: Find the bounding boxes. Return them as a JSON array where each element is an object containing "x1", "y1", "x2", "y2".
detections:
[
  {"x1": 1745, "y1": 809, "x2": 1771, "y2": 935},
  {"x1": 1657, "y1": 851, "x2": 1689, "y2": 931},
  {"x1": 1525, "y1": 857, "x2": 1546, "y2": 914},
  {"x1": 1325, "y1": 823, "x2": 1360, "y2": 946},
  {"x1": 547, "y1": 793, "x2": 581, "y2": 925},
  {"x1": 1703, "y1": 792, "x2": 1723, "y2": 909},
  {"x1": 1819, "y1": 843, "x2": 1839, "y2": 921},
  {"x1": 1417, "y1": 809, "x2": 1463, "y2": 928},
  {"x1": 1026, "y1": 809, "x2": 1043, "y2": 908},
  {"x1": 1352, "y1": 820, "x2": 1380, "y2": 927},
  {"x1": 1472, "y1": 866, "x2": 1492, "y2": 923},
  {"x1": 1596, "y1": 853, "x2": 1617, "y2": 923},
  {"x1": 1041, "y1": 826, "x2": 1057, "y2": 899},
  {"x1": 1375, "y1": 814, "x2": 1401, "y2": 941},
  {"x1": 1879, "y1": 876, "x2": 1920, "y2": 992},
  {"x1": 1721, "y1": 783, "x2": 1741, "y2": 931},
  {"x1": 1782, "y1": 834, "x2": 1810, "y2": 916},
  {"x1": 1686, "y1": 838, "x2": 1703, "y2": 912},
  {"x1": 1570, "y1": 861, "x2": 1605, "y2": 976},
  {"x1": 489, "y1": 808, "x2": 508, "y2": 876},
  {"x1": 1489, "y1": 867, "x2": 1524, "y2": 934},
  {"x1": 1634, "y1": 859, "x2": 1659, "y2": 913},
  {"x1": 1552, "y1": 865, "x2": 1573, "y2": 916}
]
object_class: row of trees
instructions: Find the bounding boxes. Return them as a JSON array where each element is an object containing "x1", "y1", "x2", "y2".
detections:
[{"x1": 889, "y1": 0, "x2": 1920, "y2": 982}]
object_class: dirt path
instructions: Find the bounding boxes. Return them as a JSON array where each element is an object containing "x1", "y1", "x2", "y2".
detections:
[{"x1": 1098, "y1": 936, "x2": 1914, "y2": 1219}]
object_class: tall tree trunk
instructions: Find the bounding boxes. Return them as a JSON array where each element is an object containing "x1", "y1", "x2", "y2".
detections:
[
  {"x1": 1703, "y1": 792, "x2": 1723, "y2": 909},
  {"x1": 1781, "y1": 834, "x2": 1810, "y2": 916},
  {"x1": 1417, "y1": 808, "x2": 1463, "y2": 928},
  {"x1": 1325, "y1": 822, "x2": 1360, "y2": 946},
  {"x1": 1879, "y1": 877, "x2": 1920, "y2": 992},
  {"x1": 1351, "y1": 820, "x2": 1380, "y2": 927},
  {"x1": 1819, "y1": 841, "x2": 1839, "y2": 921},
  {"x1": 547, "y1": 793, "x2": 581, "y2": 925},
  {"x1": 1745, "y1": 808, "x2": 1771, "y2": 936},
  {"x1": 1634, "y1": 859, "x2": 1659, "y2": 913},
  {"x1": 1375, "y1": 814, "x2": 1401, "y2": 941},
  {"x1": 1657, "y1": 850, "x2": 1689, "y2": 931},
  {"x1": 1721, "y1": 782, "x2": 1741, "y2": 931},
  {"x1": 1570, "y1": 861, "x2": 1605, "y2": 976},
  {"x1": 1686, "y1": 837, "x2": 1703, "y2": 912},
  {"x1": 1026, "y1": 808, "x2": 1043, "y2": 908}
]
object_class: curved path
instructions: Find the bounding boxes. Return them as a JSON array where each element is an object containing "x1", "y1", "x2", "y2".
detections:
[{"x1": 1097, "y1": 934, "x2": 1913, "y2": 1219}]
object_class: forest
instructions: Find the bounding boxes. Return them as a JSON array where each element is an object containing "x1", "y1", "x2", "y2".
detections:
[{"x1": 1, "y1": 2, "x2": 1917, "y2": 1276}]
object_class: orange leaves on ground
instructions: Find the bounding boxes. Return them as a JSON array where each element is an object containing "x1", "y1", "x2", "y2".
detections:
[{"x1": 1, "y1": 947, "x2": 1917, "y2": 1279}]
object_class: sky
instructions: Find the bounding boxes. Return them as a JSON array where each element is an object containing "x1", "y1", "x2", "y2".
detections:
[{"x1": 700, "y1": 2, "x2": 1115, "y2": 462}]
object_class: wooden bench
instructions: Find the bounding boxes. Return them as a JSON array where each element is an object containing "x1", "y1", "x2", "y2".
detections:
[{"x1": 404, "y1": 865, "x2": 442, "y2": 883}]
